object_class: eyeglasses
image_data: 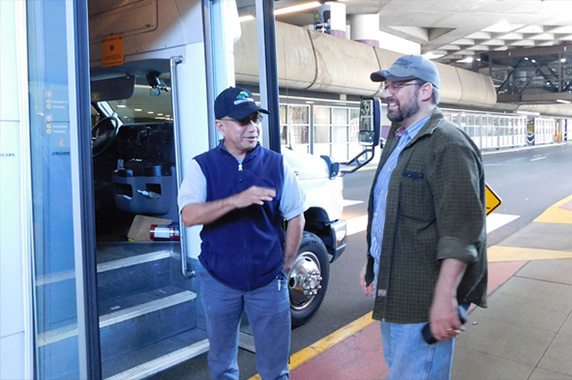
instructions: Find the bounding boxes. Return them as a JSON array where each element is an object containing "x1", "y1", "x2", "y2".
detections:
[
  {"x1": 221, "y1": 113, "x2": 263, "y2": 126},
  {"x1": 382, "y1": 81, "x2": 420, "y2": 94}
]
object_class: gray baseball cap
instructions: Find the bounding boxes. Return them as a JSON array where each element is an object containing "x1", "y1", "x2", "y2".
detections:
[{"x1": 370, "y1": 55, "x2": 440, "y2": 88}]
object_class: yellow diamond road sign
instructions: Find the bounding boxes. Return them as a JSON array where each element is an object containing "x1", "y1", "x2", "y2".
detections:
[{"x1": 485, "y1": 184, "x2": 502, "y2": 216}]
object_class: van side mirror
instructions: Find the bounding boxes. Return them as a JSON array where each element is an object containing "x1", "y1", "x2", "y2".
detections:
[
  {"x1": 358, "y1": 97, "x2": 381, "y2": 147},
  {"x1": 340, "y1": 97, "x2": 381, "y2": 174}
]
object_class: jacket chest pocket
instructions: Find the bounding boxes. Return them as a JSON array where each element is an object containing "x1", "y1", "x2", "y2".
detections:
[{"x1": 399, "y1": 170, "x2": 434, "y2": 222}]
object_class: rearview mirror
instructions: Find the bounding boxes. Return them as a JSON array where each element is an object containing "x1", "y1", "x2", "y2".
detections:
[
  {"x1": 340, "y1": 97, "x2": 382, "y2": 175},
  {"x1": 358, "y1": 97, "x2": 381, "y2": 147}
]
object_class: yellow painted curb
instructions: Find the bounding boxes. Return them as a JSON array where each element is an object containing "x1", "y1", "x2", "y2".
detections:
[
  {"x1": 488, "y1": 245, "x2": 572, "y2": 262},
  {"x1": 247, "y1": 311, "x2": 375, "y2": 380},
  {"x1": 534, "y1": 194, "x2": 572, "y2": 224}
]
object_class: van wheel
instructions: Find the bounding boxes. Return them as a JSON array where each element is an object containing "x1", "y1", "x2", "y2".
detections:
[{"x1": 289, "y1": 232, "x2": 329, "y2": 327}]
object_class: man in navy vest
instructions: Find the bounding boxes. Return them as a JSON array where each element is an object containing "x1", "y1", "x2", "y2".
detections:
[{"x1": 178, "y1": 87, "x2": 307, "y2": 380}]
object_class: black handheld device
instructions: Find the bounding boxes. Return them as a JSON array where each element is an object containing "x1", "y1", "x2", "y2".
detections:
[{"x1": 421, "y1": 306, "x2": 467, "y2": 345}]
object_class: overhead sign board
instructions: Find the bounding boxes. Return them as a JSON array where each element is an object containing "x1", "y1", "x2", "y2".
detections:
[{"x1": 485, "y1": 184, "x2": 502, "y2": 216}]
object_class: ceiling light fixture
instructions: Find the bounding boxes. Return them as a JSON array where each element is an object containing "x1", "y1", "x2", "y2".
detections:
[
  {"x1": 483, "y1": 21, "x2": 514, "y2": 33},
  {"x1": 240, "y1": 1, "x2": 321, "y2": 22},
  {"x1": 458, "y1": 57, "x2": 474, "y2": 63},
  {"x1": 239, "y1": 15, "x2": 254, "y2": 22},
  {"x1": 516, "y1": 110, "x2": 540, "y2": 116},
  {"x1": 275, "y1": 2, "x2": 321, "y2": 16},
  {"x1": 422, "y1": 52, "x2": 446, "y2": 60}
]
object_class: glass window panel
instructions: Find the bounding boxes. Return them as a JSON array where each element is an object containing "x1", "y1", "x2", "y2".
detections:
[
  {"x1": 27, "y1": 2, "x2": 81, "y2": 377},
  {"x1": 108, "y1": 79, "x2": 173, "y2": 123},
  {"x1": 314, "y1": 125, "x2": 330, "y2": 143},
  {"x1": 290, "y1": 125, "x2": 309, "y2": 144},
  {"x1": 281, "y1": 125, "x2": 288, "y2": 146},
  {"x1": 280, "y1": 104, "x2": 287, "y2": 125},
  {"x1": 332, "y1": 125, "x2": 347, "y2": 143},
  {"x1": 288, "y1": 105, "x2": 309, "y2": 124},
  {"x1": 350, "y1": 108, "x2": 359, "y2": 121},
  {"x1": 314, "y1": 106, "x2": 330, "y2": 125},
  {"x1": 332, "y1": 107, "x2": 348, "y2": 125},
  {"x1": 349, "y1": 108, "x2": 360, "y2": 142}
]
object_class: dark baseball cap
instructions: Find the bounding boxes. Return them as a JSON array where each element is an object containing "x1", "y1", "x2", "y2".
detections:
[
  {"x1": 214, "y1": 87, "x2": 269, "y2": 120},
  {"x1": 370, "y1": 55, "x2": 440, "y2": 88}
]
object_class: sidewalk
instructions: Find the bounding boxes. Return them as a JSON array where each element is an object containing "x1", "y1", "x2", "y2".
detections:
[
  {"x1": 453, "y1": 194, "x2": 572, "y2": 379},
  {"x1": 253, "y1": 194, "x2": 572, "y2": 380}
]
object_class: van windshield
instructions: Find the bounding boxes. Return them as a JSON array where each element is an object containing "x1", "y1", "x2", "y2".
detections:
[
  {"x1": 107, "y1": 80, "x2": 173, "y2": 124},
  {"x1": 91, "y1": 60, "x2": 173, "y2": 124}
]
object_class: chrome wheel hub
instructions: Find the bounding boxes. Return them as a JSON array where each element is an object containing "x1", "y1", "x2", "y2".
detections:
[{"x1": 288, "y1": 252, "x2": 322, "y2": 310}]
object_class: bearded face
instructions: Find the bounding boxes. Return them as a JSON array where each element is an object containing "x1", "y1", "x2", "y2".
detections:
[{"x1": 386, "y1": 88, "x2": 421, "y2": 123}]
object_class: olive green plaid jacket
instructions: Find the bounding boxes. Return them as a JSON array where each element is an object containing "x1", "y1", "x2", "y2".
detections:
[{"x1": 365, "y1": 108, "x2": 488, "y2": 323}]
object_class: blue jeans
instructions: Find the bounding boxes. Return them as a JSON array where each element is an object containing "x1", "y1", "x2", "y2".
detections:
[
  {"x1": 381, "y1": 321, "x2": 455, "y2": 380},
  {"x1": 197, "y1": 262, "x2": 290, "y2": 380}
]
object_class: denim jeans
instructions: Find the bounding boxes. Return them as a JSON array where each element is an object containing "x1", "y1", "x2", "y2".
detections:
[
  {"x1": 381, "y1": 321, "x2": 455, "y2": 380},
  {"x1": 197, "y1": 262, "x2": 290, "y2": 380}
]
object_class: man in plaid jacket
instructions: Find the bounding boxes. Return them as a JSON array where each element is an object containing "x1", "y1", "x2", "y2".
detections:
[{"x1": 360, "y1": 55, "x2": 487, "y2": 380}]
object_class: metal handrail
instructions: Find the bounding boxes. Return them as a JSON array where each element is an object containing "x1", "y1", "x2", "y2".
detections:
[{"x1": 170, "y1": 55, "x2": 195, "y2": 279}]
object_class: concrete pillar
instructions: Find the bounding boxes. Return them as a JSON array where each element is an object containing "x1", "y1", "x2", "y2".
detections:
[
  {"x1": 349, "y1": 13, "x2": 379, "y2": 47},
  {"x1": 314, "y1": 1, "x2": 346, "y2": 38}
]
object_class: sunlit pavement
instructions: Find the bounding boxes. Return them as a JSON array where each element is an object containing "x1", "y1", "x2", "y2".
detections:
[{"x1": 248, "y1": 194, "x2": 572, "y2": 380}]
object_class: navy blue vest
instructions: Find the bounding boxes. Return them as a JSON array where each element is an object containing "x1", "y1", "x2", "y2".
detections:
[{"x1": 195, "y1": 142, "x2": 285, "y2": 291}]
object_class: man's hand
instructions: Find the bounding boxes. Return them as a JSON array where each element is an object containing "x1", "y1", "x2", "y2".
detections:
[
  {"x1": 181, "y1": 186, "x2": 275, "y2": 227},
  {"x1": 360, "y1": 263, "x2": 375, "y2": 296},
  {"x1": 233, "y1": 186, "x2": 276, "y2": 208},
  {"x1": 429, "y1": 294, "x2": 464, "y2": 342},
  {"x1": 428, "y1": 258, "x2": 467, "y2": 341}
]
